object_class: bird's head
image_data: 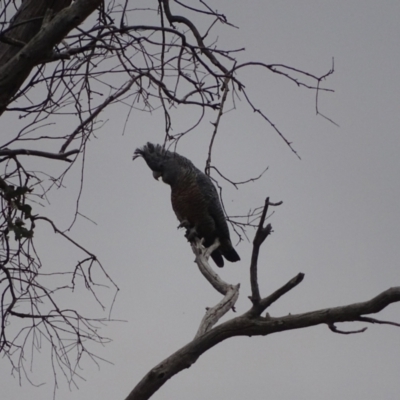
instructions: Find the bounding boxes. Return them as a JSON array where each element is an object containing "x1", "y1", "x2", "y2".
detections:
[{"x1": 133, "y1": 142, "x2": 179, "y2": 186}]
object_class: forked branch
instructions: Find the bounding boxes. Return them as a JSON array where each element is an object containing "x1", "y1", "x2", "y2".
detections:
[
  {"x1": 125, "y1": 196, "x2": 400, "y2": 400},
  {"x1": 125, "y1": 284, "x2": 400, "y2": 400},
  {"x1": 191, "y1": 238, "x2": 240, "y2": 338},
  {"x1": 250, "y1": 197, "x2": 283, "y2": 303}
]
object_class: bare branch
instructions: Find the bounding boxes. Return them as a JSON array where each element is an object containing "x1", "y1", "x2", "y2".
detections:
[
  {"x1": 315, "y1": 57, "x2": 338, "y2": 126},
  {"x1": 0, "y1": 148, "x2": 78, "y2": 161},
  {"x1": 161, "y1": 0, "x2": 229, "y2": 75},
  {"x1": 328, "y1": 323, "x2": 368, "y2": 335},
  {"x1": 191, "y1": 238, "x2": 231, "y2": 295},
  {"x1": 0, "y1": 0, "x2": 338, "y2": 391},
  {"x1": 188, "y1": 238, "x2": 240, "y2": 338},
  {"x1": 241, "y1": 88, "x2": 301, "y2": 158},
  {"x1": 250, "y1": 197, "x2": 282, "y2": 303},
  {"x1": 0, "y1": 0, "x2": 103, "y2": 115},
  {"x1": 59, "y1": 74, "x2": 143, "y2": 153},
  {"x1": 210, "y1": 165, "x2": 269, "y2": 189},
  {"x1": 247, "y1": 273, "x2": 305, "y2": 318},
  {"x1": 233, "y1": 61, "x2": 334, "y2": 92},
  {"x1": 356, "y1": 316, "x2": 400, "y2": 328},
  {"x1": 205, "y1": 76, "x2": 231, "y2": 176},
  {"x1": 125, "y1": 286, "x2": 400, "y2": 400}
]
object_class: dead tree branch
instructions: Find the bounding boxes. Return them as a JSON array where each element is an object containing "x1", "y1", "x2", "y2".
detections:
[
  {"x1": 124, "y1": 198, "x2": 400, "y2": 400},
  {"x1": 125, "y1": 284, "x2": 400, "y2": 400},
  {"x1": 0, "y1": 148, "x2": 78, "y2": 161},
  {"x1": 191, "y1": 238, "x2": 240, "y2": 338},
  {"x1": 0, "y1": 0, "x2": 337, "y2": 390},
  {"x1": 250, "y1": 197, "x2": 282, "y2": 303},
  {"x1": 0, "y1": 0, "x2": 102, "y2": 115}
]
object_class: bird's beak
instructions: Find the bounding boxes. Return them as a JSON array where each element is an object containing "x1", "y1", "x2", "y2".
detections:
[{"x1": 152, "y1": 171, "x2": 162, "y2": 180}]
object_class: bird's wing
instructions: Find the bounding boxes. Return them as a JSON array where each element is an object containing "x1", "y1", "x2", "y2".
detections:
[{"x1": 195, "y1": 171, "x2": 230, "y2": 241}]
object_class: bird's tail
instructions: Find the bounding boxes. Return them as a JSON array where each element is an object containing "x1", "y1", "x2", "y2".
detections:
[
  {"x1": 222, "y1": 245, "x2": 240, "y2": 263},
  {"x1": 211, "y1": 249, "x2": 224, "y2": 268},
  {"x1": 211, "y1": 240, "x2": 240, "y2": 267}
]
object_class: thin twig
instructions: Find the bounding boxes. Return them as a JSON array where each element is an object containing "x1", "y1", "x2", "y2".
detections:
[
  {"x1": 328, "y1": 323, "x2": 367, "y2": 335},
  {"x1": 0, "y1": 148, "x2": 79, "y2": 161}
]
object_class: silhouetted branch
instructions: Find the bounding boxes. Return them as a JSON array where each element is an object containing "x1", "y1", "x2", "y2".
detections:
[
  {"x1": 315, "y1": 57, "x2": 338, "y2": 126},
  {"x1": 205, "y1": 76, "x2": 231, "y2": 176},
  {"x1": 233, "y1": 61, "x2": 334, "y2": 92},
  {"x1": 328, "y1": 323, "x2": 368, "y2": 335},
  {"x1": 125, "y1": 284, "x2": 400, "y2": 400},
  {"x1": 0, "y1": 148, "x2": 78, "y2": 161},
  {"x1": 161, "y1": 0, "x2": 230, "y2": 76},
  {"x1": 250, "y1": 197, "x2": 282, "y2": 303},
  {"x1": 241, "y1": 87, "x2": 301, "y2": 158},
  {"x1": 210, "y1": 165, "x2": 269, "y2": 189},
  {"x1": 0, "y1": 0, "x2": 338, "y2": 391},
  {"x1": 0, "y1": 0, "x2": 102, "y2": 115},
  {"x1": 247, "y1": 273, "x2": 305, "y2": 318},
  {"x1": 191, "y1": 238, "x2": 240, "y2": 337},
  {"x1": 356, "y1": 316, "x2": 400, "y2": 328},
  {"x1": 59, "y1": 74, "x2": 143, "y2": 153}
]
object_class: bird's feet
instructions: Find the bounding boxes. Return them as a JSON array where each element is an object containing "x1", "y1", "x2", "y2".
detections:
[
  {"x1": 184, "y1": 226, "x2": 198, "y2": 242},
  {"x1": 177, "y1": 220, "x2": 198, "y2": 242},
  {"x1": 177, "y1": 219, "x2": 191, "y2": 230}
]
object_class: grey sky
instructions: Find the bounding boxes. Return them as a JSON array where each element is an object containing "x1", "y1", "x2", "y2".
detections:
[{"x1": 1, "y1": 1, "x2": 400, "y2": 399}]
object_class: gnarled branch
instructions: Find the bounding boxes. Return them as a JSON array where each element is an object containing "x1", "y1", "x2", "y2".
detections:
[
  {"x1": 125, "y1": 284, "x2": 400, "y2": 400},
  {"x1": 191, "y1": 238, "x2": 240, "y2": 338}
]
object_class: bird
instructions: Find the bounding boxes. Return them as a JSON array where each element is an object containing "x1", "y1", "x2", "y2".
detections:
[{"x1": 133, "y1": 142, "x2": 240, "y2": 267}]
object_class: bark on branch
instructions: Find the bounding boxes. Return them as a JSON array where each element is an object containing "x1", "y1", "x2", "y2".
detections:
[
  {"x1": 0, "y1": 0, "x2": 102, "y2": 115},
  {"x1": 125, "y1": 286, "x2": 400, "y2": 400},
  {"x1": 124, "y1": 195, "x2": 400, "y2": 400},
  {"x1": 123, "y1": 188, "x2": 400, "y2": 400},
  {"x1": 190, "y1": 238, "x2": 240, "y2": 338},
  {"x1": 250, "y1": 197, "x2": 283, "y2": 304},
  {"x1": 0, "y1": 148, "x2": 78, "y2": 161}
]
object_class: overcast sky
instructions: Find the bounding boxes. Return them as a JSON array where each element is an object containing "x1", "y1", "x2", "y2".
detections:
[{"x1": 2, "y1": 1, "x2": 400, "y2": 400}]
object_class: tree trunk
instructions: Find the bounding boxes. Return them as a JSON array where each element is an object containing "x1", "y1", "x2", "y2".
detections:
[
  {"x1": 0, "y1": 0, "x2": 101, "y2": 115},
  {"x1": 0, "y1": 0, "x2": 71, "y2": 66}
]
